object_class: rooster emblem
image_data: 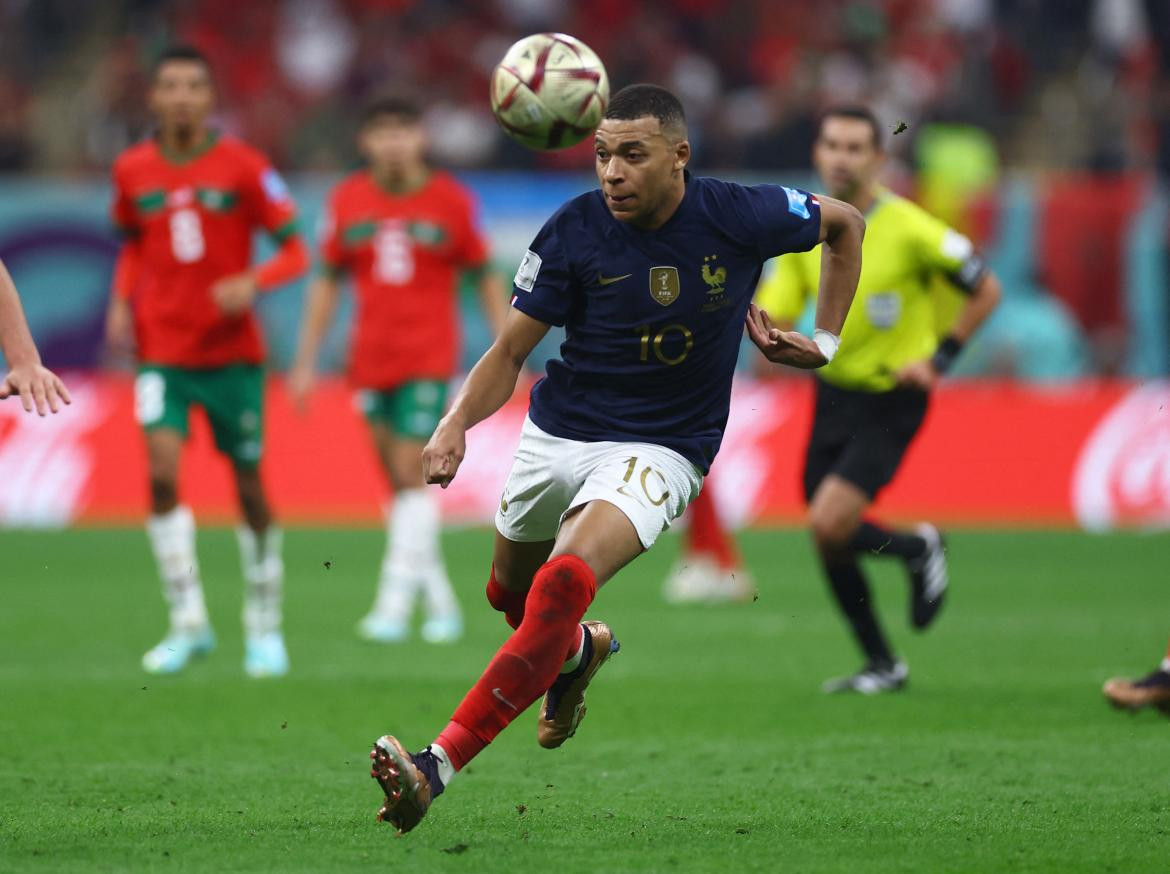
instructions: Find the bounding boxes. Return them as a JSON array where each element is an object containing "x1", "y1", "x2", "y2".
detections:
[{"x1": 702, "y1": 255, "x2": 726, "y2": 295}]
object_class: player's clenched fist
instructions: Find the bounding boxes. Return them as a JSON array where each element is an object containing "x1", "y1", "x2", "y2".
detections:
[
  {"x1": 211, "y1": 272, "x2": 258, "y2": 315},
  {"x1": 422, "y1": 418, "x2": 466, "y2": 488},
  {"x1": 745, "y1": 303, "x2": 829, "y2": 369}
]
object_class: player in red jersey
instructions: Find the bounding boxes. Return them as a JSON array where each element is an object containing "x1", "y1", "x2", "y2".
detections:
[
  {"x1": 292, "y1": 95, "x2": 507, "y2": 644},
  {"x1": 0, "y1": 258, "x2": 70, "y2": 415},
  {"x1": 105, "y1": 46, "x2": 309, "y2": 677}
]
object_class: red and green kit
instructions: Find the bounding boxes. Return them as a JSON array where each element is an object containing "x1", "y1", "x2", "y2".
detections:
[
  {"x1": 319, "y1": 170, "x2": 488, "y2": 389},
  {"x1": 111, "y1": 133, "x2": 299, "y2": 367}
]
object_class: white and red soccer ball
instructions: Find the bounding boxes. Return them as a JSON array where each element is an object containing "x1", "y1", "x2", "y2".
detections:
[{"x1": 490, "y1": 33, "x2": 610, "y2": 151}]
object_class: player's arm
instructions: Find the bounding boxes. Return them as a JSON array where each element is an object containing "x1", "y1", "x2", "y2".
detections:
[
  {"x1": 0, "y1": 259, "x2": 71, "y2": 415},
  {"x1": 106, "y1": 238, "x2": 140, "y2": 359},
  {"x1": 469, "y1": 265, "x2": 509, "y2": 337},
  {"x1": 747, "y1": 195, "x2": 864, "y2": 369},
  {"x1": 289, "y1": 270, "x2": 342, "y2": 411},
  {"x1": 895, "y1": 224, "x2": 1002, "y2": 390},
  {"x1": 211, "y1": 231, "x2": 310, "y2": 315},
  {"x1": 106, "y1": 162, "x2": 140, "y2": 359},
  {"x1": 212, "y1": 161, "x2": 310, "y2": 315},
  {"x1": 423, "y1": 308, "x2": 550, "y2": 488}
]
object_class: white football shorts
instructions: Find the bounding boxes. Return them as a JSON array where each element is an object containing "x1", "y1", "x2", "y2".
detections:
[{"x1": 494, "y1": 415, "x2": 704, "y2": 549}]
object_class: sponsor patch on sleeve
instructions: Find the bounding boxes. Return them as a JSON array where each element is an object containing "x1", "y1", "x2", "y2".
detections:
[
  {"x1": 261, "y1": 168, "x2": 292, "y2": 204},
  {"x1": 782, "y1": 187, "x2": 811, "y2": 220},
  {"x1": 514, "y1": 249, "x2": 542, "y2": 292}
]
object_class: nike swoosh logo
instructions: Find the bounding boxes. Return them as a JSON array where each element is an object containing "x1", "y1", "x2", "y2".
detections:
[
  {"x1": 598, "y1": 273, "x2": 633, "y2": 286},
  {"x1": 492, "y1": 687, "x2": 518, "y2": 711}
]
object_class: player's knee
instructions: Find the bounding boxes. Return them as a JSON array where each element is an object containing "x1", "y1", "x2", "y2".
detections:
[{"x1": 809, "y1": 505, "x2": 853, "y2": 554}]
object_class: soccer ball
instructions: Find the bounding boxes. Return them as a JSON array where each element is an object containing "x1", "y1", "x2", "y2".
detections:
[{"x1": 490, "y1": 33, "x2": 610, "y2": 151}]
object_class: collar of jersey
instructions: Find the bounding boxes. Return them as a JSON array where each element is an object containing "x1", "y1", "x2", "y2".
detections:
[
  {"x1": 155, "y1": 130, "x2": 220, "y2": 166},
  {"x1": 369, "y1": 167, "x2": 433, "y2": 197},
  {"x1": 863, "y1": 186, "x2": 892, "y2": 219}
]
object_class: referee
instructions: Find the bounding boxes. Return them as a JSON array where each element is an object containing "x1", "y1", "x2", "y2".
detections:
[{"x1": 755, "y1": 106, "x2": 1001, "y2": 693}]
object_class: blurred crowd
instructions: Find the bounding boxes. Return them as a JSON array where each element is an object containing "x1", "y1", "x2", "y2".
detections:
[{"x1": 0, "y1": 0, "x2": 1168, "y2": 176}]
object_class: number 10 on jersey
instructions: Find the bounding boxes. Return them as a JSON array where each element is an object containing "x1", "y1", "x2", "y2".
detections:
[{"x1": 636, "y1": 323, "x2": 693, "y2": 366}]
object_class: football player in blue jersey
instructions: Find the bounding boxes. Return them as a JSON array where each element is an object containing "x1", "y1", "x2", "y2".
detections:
[{"x1": 368, "y1": 84, "x2": 866, "y2": 834}]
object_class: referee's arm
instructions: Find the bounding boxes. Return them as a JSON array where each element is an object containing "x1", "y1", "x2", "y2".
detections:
[{"x1": 896, "y1": 266, "x2": 1002, "y2": 391}]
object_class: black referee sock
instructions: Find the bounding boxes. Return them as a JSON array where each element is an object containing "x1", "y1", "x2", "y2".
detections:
[
  {"x1": 850, "y1": 520, "x2": 926, "y2": 560},
  {"x1": 822, "y1": 557, "x2": 894, "y2": 665}
]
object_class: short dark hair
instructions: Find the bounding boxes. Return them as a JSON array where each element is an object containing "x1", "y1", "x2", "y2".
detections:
[
  {"x1": 604, "y1": 84, "x2": 687, "y2": 138},
  {"x1": 818, "y1": 105, "x2": 883, "y2": 150},
  {"x1": 152, "y1": 45, "x2": 211, "y2": 79},
  {"x1": 361, "y1": 93, "x2": 423, "y2": 127}
]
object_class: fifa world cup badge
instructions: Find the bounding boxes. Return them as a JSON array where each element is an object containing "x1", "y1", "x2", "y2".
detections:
[{"x1": 649, "y1": 266, "x2": 680, "y2": 306}]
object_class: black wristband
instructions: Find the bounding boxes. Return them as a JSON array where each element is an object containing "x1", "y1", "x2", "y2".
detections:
[{"x1": 931, "y1": 335, "x2": 964, "y2": 374}]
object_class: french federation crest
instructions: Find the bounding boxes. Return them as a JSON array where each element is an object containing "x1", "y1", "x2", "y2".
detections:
[{"x1": 649, "y1": 266, "x2": 680, "y2": 306}]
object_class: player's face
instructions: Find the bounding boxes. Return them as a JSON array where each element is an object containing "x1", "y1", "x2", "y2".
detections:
[
  {"x1": 813, "y1": 117, "x2": 883, "y2": 200},
  {"x1": 594, "y1": 117, "x2": 689, "y2": 228},
  {"x1": 150, "y1": 60, "x2": 214, "y2": 134},
  {"x1": 359, "y1": 116, "x2": 427, "y2": 175}
]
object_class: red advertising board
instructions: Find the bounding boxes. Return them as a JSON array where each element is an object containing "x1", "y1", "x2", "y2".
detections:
[{"x1": 0, "y1": 375, "x2": 1165, "y2": 530}]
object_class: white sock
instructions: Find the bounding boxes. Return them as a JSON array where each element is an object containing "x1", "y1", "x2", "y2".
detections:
[
  {"x1": 146, "y1": 506, "x2": 207, "y2": 631},
  {"x1": 429, "y1": 742, "x2": 457, "y2": 785},
  {"x1": 560, "y1": 625, "x2": 585, "y2": 674},
  {"x1": 409, "y1": 488, "x2": 460, "y2": 619},
  {"x1": 237, "y1": 525, "x2": 284, "y2": 637},
  {"x1": 375, "y1": 489, "x2": 460, "y2": 620},
  {"x1": 1161, "y1": 657, "x2": 1170, "y2": 674},
  {"x1": 372, "y1": 499, "x2": 421, "y2": 620}
]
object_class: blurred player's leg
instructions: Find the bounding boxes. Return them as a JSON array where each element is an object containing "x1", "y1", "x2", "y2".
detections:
[
  {"x1": 201, "y1": 364, "x2": 287, "y2": 677},
  {"x1": 234, "y1": 466, "x2": 288, "y2": 678},
  {"x1": 361, "y1": 499, "x2": 416, "y2": 642},
  {"x1": 850, "y1": 518, "x2": 948, "y2": 630},
  {"x1": 360, "y1": 415, "x2": 462, "y2": 643},
  {"x1": 141, "y1": 427, "x2": 214, "y2": 674},
  {"x1": 810, "y1": 475, "x2": 907, "y2": 694},
  {"x1": 663, "y1": 487, "x2": 754, "y2": 604},
  {"x1": 1103, "y1": 638, "x2": 1170, "y2": 712},
  {"x1": 137, "y1": 372, "x2": 211, "y2": 671}
]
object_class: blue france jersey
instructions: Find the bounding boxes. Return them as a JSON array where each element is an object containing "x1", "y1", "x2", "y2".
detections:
[{"x1": 511, "y1": 174, "x2": 821, "y2": 473}]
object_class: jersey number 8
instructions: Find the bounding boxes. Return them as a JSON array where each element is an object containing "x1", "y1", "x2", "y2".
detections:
[{"x1": 169, "y1": 209, "x2": 205, "y2": 263}]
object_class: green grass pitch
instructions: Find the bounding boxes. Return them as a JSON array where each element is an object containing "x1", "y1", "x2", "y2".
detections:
[{"x1": 2, "y1": 527, "x2": 1168, "y2": 872}]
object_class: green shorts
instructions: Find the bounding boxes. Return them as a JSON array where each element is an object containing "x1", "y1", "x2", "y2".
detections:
[
  {"x1": 135, "y1": 364, "x2": 264, "y2": 467},
  {"x1": 356, "y1": 380, "x2": 448, "y2": 441}
]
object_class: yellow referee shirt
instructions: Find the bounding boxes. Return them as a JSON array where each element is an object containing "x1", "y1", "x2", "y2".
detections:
[{"x1": 756, "y1": 188, "x2": 985, "y2": 392}]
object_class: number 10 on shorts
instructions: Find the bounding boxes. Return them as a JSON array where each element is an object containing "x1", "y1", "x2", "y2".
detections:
[{"x1": 617, "y1": 456, "x2": 670, "y2": 506}]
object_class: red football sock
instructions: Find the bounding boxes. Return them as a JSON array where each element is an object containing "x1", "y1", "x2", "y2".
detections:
[
  {"x1": 1164, "y1": 638, "x2": 1170, "y2": 662},
  {"x1": 437, "y1": 554, "x2": 597, "y2": 771},
  {"x1": 486, "y1": 564, "x2": 584, "y2": 660},
  {"x1": 685, "y1": 487, "x2": 740, "y2": 569},
  {"x1": 485, "y1": 563, "x2": 527, "y2": 630}
]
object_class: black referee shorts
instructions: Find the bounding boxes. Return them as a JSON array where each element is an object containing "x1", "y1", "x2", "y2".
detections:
[{"x1": 802, "y1": 377, "x2": 930, "y2": 502}]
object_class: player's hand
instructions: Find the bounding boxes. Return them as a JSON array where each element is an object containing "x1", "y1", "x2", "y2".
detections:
[
  {"x1": 211, "y1": 272, "x2": 258, "y2": 315},
  {"x1": 894, "y1": 359, "x2": 938, "y2": 392},
  {"x1": 105, "y1": 297, "x2": 135, "y2": 357},
  {"x1": 0, "y1": 363, "x2": 72, "y2": 415},
  {"x1": 422, "y1": 418, "x2": 467, "y2": 488},
  {"x1": 745, "y1": 303, "x2": 828, "y2": 369},
  {"x1": 288, "y1": 363, "x2": 315, "y2": 414}
]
